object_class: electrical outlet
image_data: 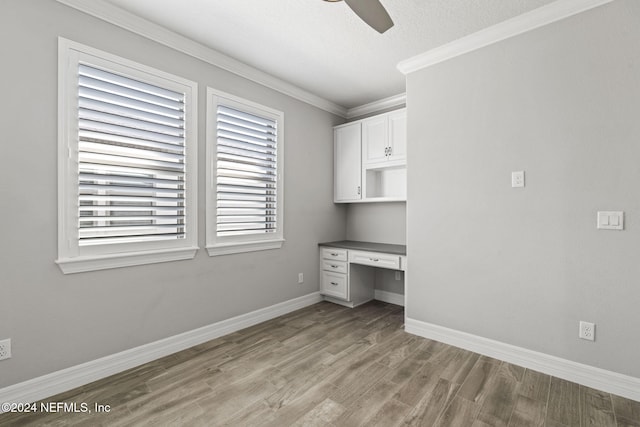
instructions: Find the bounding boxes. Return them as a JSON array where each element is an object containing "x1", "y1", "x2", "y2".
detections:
[
  {"x1": 511, "y1": 171, "x2": 525, "y2": 188},
  {"x1": 298, "y1": 273, "x2": 304, "y2": 284},
  {"x1": 0, "y1": 339, "x2": 11, "y2": 361},
  {"x1": 579, "y1": 321, "x2": 595, "y2": 341}
]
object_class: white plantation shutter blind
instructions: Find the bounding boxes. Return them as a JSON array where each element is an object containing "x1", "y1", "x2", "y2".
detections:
[
  {"x1": 77, "y1": 64, "x2": 187, "y2": 246},
  {"x1": 216, "y1": 105, "x2": 278, "y2": 237}
]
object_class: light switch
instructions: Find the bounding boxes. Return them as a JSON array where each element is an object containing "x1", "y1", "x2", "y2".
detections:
[
  {"x1": 511, "y1": 171, "x2": 525, "y2": 188},
  {"x1": 610, "y1": 215, "x2": 620, "y2": 227},
  {"x1": 598, "y1": 212, "x2": 610, "y2": 227},
  {"x1": 597, "y1": 211, "x2": 624, "y2": 230}
]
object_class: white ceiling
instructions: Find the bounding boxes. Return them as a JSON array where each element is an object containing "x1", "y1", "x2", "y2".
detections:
[{"x1": 103, "y1": 0, "x2": 556, "y2": 110}]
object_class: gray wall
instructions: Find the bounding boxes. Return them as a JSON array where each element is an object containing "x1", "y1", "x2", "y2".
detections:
[
  {"x1": 346, "y1": 202, "x2": 406, "y2": 295},
  {"x1": 346, "y1": 203, "x2": 406, "y2": 245},
  {"x1": 0, "y1": 0, "x2": 345, "y2": 388},
  {"x1": 406, "y1": 0, "x2": 640, "y2": 377}
]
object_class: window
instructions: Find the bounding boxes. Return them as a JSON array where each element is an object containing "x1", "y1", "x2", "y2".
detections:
[
  {"x1": 57, "y1": 39, "x2": 198, "y2": 273},
  {"x1": 206, "y1": 88, "x2": 284, "y2": 256}
]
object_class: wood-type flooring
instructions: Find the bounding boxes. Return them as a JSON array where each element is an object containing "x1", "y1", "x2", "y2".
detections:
[{"x1": 1, "y1": 301, "x2": 638, "y2": 426}]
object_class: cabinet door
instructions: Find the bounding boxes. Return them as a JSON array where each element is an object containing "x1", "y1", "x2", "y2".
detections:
[
  {"x1": 334, "y1": 123, "x2": 362, "y2": 202},
  {"x1": 388, "y1": 110, "x2": 406, "y2": 164},
  {"x1": 362, "y1": 115, "x2": 388, "y2": 165},
  {"x1": 321, "y1": 271, "x2": 348, "y2": 300}
]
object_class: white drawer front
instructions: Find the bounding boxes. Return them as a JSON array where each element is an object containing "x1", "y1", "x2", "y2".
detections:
[
  {"x1": 321, "y1": 271, "x2": 348, "y2": 300},
  {"x1": 321, "y1": 247, "x2": 347, "y2": 262},
  {"x1": 322, "y1": 260, "x2": 347, "y2": 274},
  {"x1": 349, "y1": 250, "x2": 400, "y2": 270}
]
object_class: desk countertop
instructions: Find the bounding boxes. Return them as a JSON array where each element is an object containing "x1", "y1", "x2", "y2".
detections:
[{"x1": 318, "y1": 240, "x2": 406, "y2": 256}]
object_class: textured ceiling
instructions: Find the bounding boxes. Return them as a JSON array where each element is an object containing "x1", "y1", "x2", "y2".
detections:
[{"x1": 103, "y1": 0, "x2": 556, "y2": 109}]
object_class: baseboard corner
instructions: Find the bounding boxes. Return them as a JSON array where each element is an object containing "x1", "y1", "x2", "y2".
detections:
[{"x1": 374, "y1": 289, "x2": 405, "y2": 306}]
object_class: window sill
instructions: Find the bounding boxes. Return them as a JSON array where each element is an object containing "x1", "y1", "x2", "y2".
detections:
[
  {"x1": 206, "y1": 239, "x2": 284, "y2": 256},
  {"x1": 56, "y1": 246, "x2": 199, "y2": 274}
]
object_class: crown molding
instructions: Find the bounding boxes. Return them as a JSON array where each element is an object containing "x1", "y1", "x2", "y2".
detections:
[
  {"x1": 397, "y1": 0, "x2": 614, "y2": 75},
  {"x1": 346, "y1": 92, "x2": 406, "y2": 120},
  {"x1": 56, "y1": 0, "x2": 348, "y2": 118}
]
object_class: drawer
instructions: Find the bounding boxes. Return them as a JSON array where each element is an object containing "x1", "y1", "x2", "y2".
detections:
[
  {"x1": 322, "y1": 259, "x2": 347, "y2": 274},
  {"x1": 321, "y1": 247, "x2": 347, "y2": 262},
  {"x1": 349, "y1": 250, "x2": 400, "y2": 270},
  {"x1": 321, "y1": 271, "x2": 348, "y2": 300}
]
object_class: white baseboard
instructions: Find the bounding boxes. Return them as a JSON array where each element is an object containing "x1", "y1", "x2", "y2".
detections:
[
  {"x1": 0, "y1": 292, "x2": 323, "y2": 410},
  {"x1": 374, "y1": 290, "x2": 405, "y2": 307},
  {"x1": 405, "y1": 317, "x2": 640, "y2": 402}
]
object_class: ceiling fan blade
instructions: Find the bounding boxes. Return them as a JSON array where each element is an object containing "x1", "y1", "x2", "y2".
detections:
[{"x1": 344, "y1": 0, "x2": 394, "y2": 33}]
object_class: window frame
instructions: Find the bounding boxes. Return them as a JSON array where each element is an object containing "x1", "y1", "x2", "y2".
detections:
[
  {"x1": 57, "y1": 38, "x2": 198, "y2": 273},
  {"x1": 206, "y1": 88, "x2": 285, "y2": 256}
]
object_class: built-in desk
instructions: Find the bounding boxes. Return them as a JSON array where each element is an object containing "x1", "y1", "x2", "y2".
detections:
[{"x1": 318, "y1": 240, "x2": 407, "y2": 307}]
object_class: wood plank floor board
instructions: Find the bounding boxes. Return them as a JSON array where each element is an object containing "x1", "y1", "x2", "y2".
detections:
[
  {"x1": 367, "y1": 398, "x2": 412, "y2": 427},
  {"x1": 384, "y1": 356, "x2": 426, "y2": 386},
  {"x1": 215, "y1": 398, "x2": 276, "y2": 427},
  {"x1": 519, "y1": 368, "x2": 551, "y2": 402},
  {"x1": 264, "y1": 364, "x2": 333, "y2": 410},
  {"x1": 271, "y1": 339, "x2": 332, "y2": 374},
  {"x1": 393, "y1": 360, "x2": 448, "y2": 407},
  {"x1": 438, "y1": 347, "x2": 481, "y2": 385},
  {"x1": 580, "y1": 385, "x2": 617, "y2": 427},
  {"x1": 290, "y1": 398, "x2": 346, "y2": 427},
  {"x1": 546, "y1": 376, "x2": 582, "y2": 427},
  {"x1": 421, "y1": 337, "x2": 452, "y2": 356},
  {"x1": 259, "y1": 381, "x2": 339, "y2": 427},
  {"x1": 333, "y1": 379, "x2": 401, "y2": 427},
  {"x1": 474, "y1": 363, "x2": 522, "y2": 427},
  {"x1": 434, "y1": 395, "x2": 482, "y2": 427},
  {"x1": 375, "y1": 336, "x2": 423, "y2": 369},
  {"x1": 457, "y1": 357, "x2": 502, "y2": 405},
  {"x1": 402, "y1": 378, "x2": 460, "y2": 426},
  {"x1": 612, "y1": 395, "x2": 640, "y2": 427},
  {"x1": 1, "y1": 301, "x2": 638, "y2": 426},
  {"x1": 322, "y1": 325, "x2": 371, "y2": 356},
  {"x1": 195, "y1": 370, "x2": 279, "y2": 425},
  {"x1": 328, "y1": 361, "x2": 392, "y2": 407},
  {"x1": 507, "y1": 395, "x2": 546, "y2": 427},
  {"x1": 368, "y1": 331, "x2": 417, "y2": 363}
]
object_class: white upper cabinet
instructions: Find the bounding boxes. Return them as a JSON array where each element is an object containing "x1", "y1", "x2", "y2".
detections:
[
  {"x1": 334, "y1": 123, "x2": 362, "y2": 202},
  {"x1": 362, "y1": 115, "x2": 388, "y2": 165},
  {"x1": 387, "y1": 110, "x2": 407, "y2": 164},
  {"x1": 334, "y1": 108, "x2": 407, "y2": 203},
  {"x1": 362, "y1": 109, "x2": 406, "y2": 167}
]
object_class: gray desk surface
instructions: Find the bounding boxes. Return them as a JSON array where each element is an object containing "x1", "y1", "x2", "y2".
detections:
[{"x1": 318, "y1": 240, "x2": 406, "y2": 256}]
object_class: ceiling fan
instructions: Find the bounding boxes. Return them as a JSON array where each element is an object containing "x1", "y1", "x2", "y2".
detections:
[{"x1": 324, "y1": 0, "x2": 394, "y2": 34}]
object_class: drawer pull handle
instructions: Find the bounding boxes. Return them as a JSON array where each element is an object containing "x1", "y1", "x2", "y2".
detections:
[
  {"x1": 370, "y1": 258, "x2": 379, "y2": 262},
  {"x1": 330, "y1": 253, "x2": 339, "y2": 256},
  {"x1": 330, "y1": 264, "x2": 339, "y2": 268},
  {"x1": 330, "y1": 282, "x2": 339, "y2": 286}
]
